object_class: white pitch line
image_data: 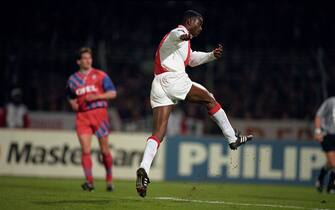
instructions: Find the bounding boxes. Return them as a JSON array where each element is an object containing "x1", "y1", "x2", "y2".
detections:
[{"x1": 154, "y1": 196, "x2": 333, "y2": 210}]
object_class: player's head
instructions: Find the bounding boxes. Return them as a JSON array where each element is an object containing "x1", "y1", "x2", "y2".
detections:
[
  {"x1": 182, "y1": 10, "x2": 203, "y2": 37},
  {"x1": 76, "y1": 47, "x2": 93, "y2": 70}
]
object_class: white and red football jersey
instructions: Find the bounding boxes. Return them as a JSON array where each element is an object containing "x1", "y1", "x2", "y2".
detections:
[{"x1": 154, "y1": 25, "x2": 216, "y2": 75}]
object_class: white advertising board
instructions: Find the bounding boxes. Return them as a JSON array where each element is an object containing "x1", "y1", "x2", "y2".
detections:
[{"x1": 0, "y1": 129, "x2": 164, "y2": 181}]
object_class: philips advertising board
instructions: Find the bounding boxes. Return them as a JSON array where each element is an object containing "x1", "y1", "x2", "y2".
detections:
[{"x1": 165, "y1": 136, "x2": 325, "y2": 185}]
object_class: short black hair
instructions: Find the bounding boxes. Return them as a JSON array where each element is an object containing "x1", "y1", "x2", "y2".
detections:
[{"x1": 182, "y1": 10, "x2": 202, "y2": 24}]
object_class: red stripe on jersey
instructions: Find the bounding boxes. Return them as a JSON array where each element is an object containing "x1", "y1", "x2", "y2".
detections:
[{"x1": 154, "y1": 32, "x2": 171, "y2": 75}]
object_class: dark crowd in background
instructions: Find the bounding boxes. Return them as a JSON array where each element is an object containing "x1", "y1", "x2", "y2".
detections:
[{"x1": 1, "y1": 1, "x2": 334, "y2": 126}]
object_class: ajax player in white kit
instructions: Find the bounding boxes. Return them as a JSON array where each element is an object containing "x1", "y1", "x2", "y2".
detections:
[{"x1": 136, "y1": 10, "x2": 253, "y2": 197}]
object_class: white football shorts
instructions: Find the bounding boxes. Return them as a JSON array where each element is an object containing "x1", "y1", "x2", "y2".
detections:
[
  {"x1": 150, "y1": 72, "x2": 213, "y2": 108},
  {"x1": 150, "y1": 72, "x2": 193, "y2": 108}
]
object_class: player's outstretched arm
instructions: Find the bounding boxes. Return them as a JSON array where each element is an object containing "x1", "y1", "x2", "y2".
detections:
[
  {"x1": 189, "y1": 44, "x2": 223, "y2": 67},
  {"x1": 213, "y1": 44, "x2": 223, "y2": 58}
]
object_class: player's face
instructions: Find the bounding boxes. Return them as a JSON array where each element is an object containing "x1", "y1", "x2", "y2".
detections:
[
  {"x1": 189, "y1": 17, "x2": 203, "y2": 37},
  {"x1": 77, "y1": 52, "x2": 92, "y2": 70}
]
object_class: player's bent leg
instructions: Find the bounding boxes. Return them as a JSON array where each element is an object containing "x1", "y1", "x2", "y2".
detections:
[
  {"x1": 186, "y1": 83, "x2": 217, "y2": 109},
  {"x1": 186, "y1": 83, "x2": 253, "y2": 150},
  {"x1": 98, "y1": 136, "x2": 114, "y2": 192},
  {"x1": 136, "y1": 105, "x2": 173, "y2": 198},
  {"x1": 78, "y1": 134, "x2": 95, "y2": 191},
  {"x1": 186, "y1": 84, "x2": 235, "y2": 142}
]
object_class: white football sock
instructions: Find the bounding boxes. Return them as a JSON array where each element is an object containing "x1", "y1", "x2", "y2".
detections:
[
  {"x1": 211, "y1": 108, "x2": 237, "y2": 143},
  {"x1": 140, "y1": 138, "x2": 159, "y2": 175}
]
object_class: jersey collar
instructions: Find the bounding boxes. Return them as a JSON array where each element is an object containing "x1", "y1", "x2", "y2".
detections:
[
  {"x1": 177, "y1": 25, "x2": 189, "y2": 33},
  {"x1": 79, "y1": 68, "x2": 93, "y2": 76}
]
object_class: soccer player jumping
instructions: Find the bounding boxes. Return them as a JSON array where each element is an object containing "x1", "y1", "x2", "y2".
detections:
[
  {"x1": 136, "y1": 10, "x2": 253, "y2": 197},
  {"x1": 67, "y1": 47, "x2": 117, "y2": 192}
]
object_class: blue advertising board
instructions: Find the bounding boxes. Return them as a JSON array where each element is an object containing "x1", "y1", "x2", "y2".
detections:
[{"x1": 165, "y1": 136, "x2": 325, "y2": 185}]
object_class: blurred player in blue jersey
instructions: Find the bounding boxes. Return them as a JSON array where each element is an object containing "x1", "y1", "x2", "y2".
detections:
[{"x1": 67, "y1": 47, "x2": 117, "y2": 192}]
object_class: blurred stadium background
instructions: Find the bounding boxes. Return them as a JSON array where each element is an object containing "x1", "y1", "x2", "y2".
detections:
[{"x1": 1, "y1": 1, "x2": 335, "y2": 209}]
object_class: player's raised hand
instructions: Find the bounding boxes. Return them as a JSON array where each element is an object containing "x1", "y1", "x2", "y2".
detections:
[
  {"x1": 85, "y1": 94, "x2": 100, "y2": 102},
  {"x1": 180, "y1": 33, "x2": 193, "y2": 41},
  {"x1": 213, "y1": 44, "x2": 223, "y2": 58}
]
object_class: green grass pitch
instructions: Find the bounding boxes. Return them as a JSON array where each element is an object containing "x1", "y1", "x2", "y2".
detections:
[{"x1": 1, "y1": 176, "x2": 334, "y2": 210}]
